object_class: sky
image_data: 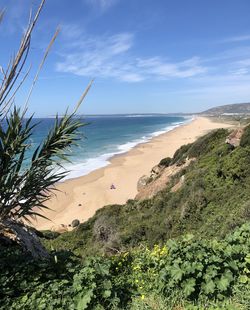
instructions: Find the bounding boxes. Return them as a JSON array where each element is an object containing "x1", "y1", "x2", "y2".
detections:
[{"x1": 1, "y1": 0, "x2": 250, "y2": 116}]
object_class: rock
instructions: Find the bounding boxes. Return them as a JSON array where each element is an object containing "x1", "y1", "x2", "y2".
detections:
[
  {"x1": 151, "y1": 165, "x2": 163, "y2": 176},
  {"x1": 71, "y1": 219, "x2": 80, "y2": 228},
  {"x1": 136, "y1": 159, "x2": 195, "y2": 201},
  {"x1": 137, "y1": 175, "x2": 150, "y2": 191},
  {"x1": 225, "y1": 128, "x2": 244, "y2": 147},
  {"x1": 0, "y1": 220, "x2": 49, "y2": 259},
  {"x1": 51, "y1": 224, "x2": 68, "y2": 233}
]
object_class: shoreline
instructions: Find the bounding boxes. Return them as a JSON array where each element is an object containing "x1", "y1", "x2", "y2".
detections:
[
  {"x1": 32, "y1": 116, "x2": 232, "y2": 231},
  {"x1": 63, "y1": 116, "x2": 192, "y2": 181}
]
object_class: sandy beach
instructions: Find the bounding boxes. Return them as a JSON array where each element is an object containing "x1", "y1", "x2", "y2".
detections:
[{"x1": 33, "y1": 116, "x2": 232, "y2": 231}]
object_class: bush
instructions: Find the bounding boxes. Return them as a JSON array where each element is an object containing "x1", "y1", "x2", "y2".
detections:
[
  {"x1": 2, "y1": 224, "x2": 250, "y2": 309},
  {"x1": 240, "y1": 124, "x2": 250, "y2": 147},
  {"x1": 188, "y1": 128, "x2": 229, "y2": 158},
  {"x1": 171, "y1": 144, "x2": 192, "y2": 165},
  {"x1": 159, "y1": 157, "x2": 172, "y2": 167}
]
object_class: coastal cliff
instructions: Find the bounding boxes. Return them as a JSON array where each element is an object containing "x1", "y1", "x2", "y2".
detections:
[
  {"x1": 43, "y1": 125, "x2": 250, "y2": 255},
  {"x1": 2, "y1": 123, "x2": 250, "y2": 309}
]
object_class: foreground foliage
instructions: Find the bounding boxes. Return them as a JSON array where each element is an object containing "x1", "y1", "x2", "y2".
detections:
[
  {"x1": 0, "y1": 108, "x2": 84, "y2": 222},
  {"x1": 0, "y1": 0, "x2": 92, "y2": 258},
  {"x1": 1, "y1": 223, "x2": 250, "y2": 309}
]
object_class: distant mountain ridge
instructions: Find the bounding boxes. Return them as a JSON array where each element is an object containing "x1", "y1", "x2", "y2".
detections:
[{"x1": 201, "y1": 102, "x2": 250, "y2": 115}]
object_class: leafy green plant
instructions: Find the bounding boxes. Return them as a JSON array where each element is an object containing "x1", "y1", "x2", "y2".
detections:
[
  {"x1": 0, "y1": 108, "x2": 85, "y2": 222},
  {"x1": 2, "y1": 224, "x2": 250, "y2": 309},
  {"x1": 0, "y1": 0, "x2": 92, "y2": 258}
]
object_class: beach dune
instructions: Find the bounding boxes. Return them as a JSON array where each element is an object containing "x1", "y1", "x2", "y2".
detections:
[{"x1": 33, "y1": 117, "x2": 232, "y2": 231}]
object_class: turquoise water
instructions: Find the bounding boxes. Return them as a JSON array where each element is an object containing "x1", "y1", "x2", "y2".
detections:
[{"x1": 28, "y1": 115, "x2": 190, "y2": 179}]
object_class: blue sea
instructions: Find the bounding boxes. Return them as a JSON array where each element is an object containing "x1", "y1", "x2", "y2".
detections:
[{"x1": 28, "y1": 115, "x2": 191, "y2": 180}]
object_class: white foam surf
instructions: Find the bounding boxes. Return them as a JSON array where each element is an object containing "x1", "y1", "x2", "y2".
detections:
[{"x1": 62, "y1": 117, "x2": 193, "y2": 181}]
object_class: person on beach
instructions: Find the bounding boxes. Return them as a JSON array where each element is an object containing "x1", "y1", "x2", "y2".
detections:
[{"x1": 110, "y1": 184, "x2": 116, "y2": 189}]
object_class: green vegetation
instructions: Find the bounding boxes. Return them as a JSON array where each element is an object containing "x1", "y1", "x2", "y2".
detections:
[
  {"x1": 240, "y1": 124, "x2": 250, "y2": 147},
  {"x1": 158, "y1": 156, "x2": 172, "y2": 167},
  {"x1": 46, "y1": 128, "x2": 250, "y2": 257},
  {"x1": 2, "y1": 3, "x2": 250, "y2": 309},
  {"x1": 2, "y1": 223, "x2": 250, "y2": 309},
  {"x1": 2, "y1": 121, "x2": 250, "y2": 308},
  {"x1": 2, "y1": 126, "x2": 249, "y2": 308},
  {"x1": 0, "y1": 0, "x2": 92, "y2": 259},
  {"x1": 0, "y1": 108, "x2": 85, "y2": 221}
]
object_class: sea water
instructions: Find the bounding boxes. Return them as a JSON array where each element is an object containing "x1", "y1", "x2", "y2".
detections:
[{"x1": 26, "y1": 115, "x2": 191, "y2": 180}]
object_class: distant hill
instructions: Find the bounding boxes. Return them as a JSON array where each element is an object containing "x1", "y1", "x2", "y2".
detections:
[{"x1": 201, "y1": 102, "x2": 250, "y2": 115}]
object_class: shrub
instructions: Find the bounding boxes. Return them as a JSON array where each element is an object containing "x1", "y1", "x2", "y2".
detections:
[
  {"x1": 188, "y1": 128, "x2": 229, "y2": 158},
  {"x1": 159, "y1": 157, "x2": 172, "y2": 167},
  {"x1": 240, "y1": 124, "x2": 250, "y2": 147},
  {"x1": 171, "y1": 144, "x2": 192, "y2": 165},
  {"x1": 2, "y1": 224, "x2": 250, "y2": 309}
]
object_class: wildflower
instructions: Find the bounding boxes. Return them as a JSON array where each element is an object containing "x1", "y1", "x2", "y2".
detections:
[{"x1": 141, "y1": 294, "x2": 145, "y2": 300}]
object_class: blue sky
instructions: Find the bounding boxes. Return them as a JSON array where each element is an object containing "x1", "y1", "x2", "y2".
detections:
[{"x1": 1, "y1": 0, "x2": 250, "y2": 116}]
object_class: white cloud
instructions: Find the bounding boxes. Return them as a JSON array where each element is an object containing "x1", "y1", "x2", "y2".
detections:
[
  {"x1": 61, "y1": 24, "x2": 84, "y2": 40},
  {"x1": 0, "y1": 0, "x2": 29, "y2": 35},
  {"x1": 137, "y1": 56, "x2": 206, "y2": 78},
  {"x1": 85, "y1": 0, "x2": 118, "y2": 11},
  {"x1": 222, "y1": 35, "x2": 250, "y2": 43},
  {"x1": 56, "y1": 30, "x2": 250, "y2": 84},
  {"x1": 230, "y1": 68, "x2": 249, "y2": 76},
  {"x1": 56, "y1": 32, "x2": 206, "y2": 82},
  {"x1": 56, "y1": 32, "x2": 136, "y2": 81},
  {"x1": 236, "y1": 58, "x2": 250, "y2": 67}
]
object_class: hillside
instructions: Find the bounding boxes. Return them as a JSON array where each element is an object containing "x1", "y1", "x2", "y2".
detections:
[
  {"x1": 201, "y1": 102, "x2": 250, "y2": 115},
  {"x1": 2, "y1": 124, "x2": 250, "y2": 309},
  {"x1": 43, "y1": 126, "x2": 250, "y2": 257}
]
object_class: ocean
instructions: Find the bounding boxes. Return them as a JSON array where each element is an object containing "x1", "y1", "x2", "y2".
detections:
[{"x1": 27, "y1": 115, "x2": 191, "y2": 180}]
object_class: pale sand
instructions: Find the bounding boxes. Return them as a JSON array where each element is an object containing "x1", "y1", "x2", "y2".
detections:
[{"x1": 32, "y1": 117, "x2": 232, "y2": 231}]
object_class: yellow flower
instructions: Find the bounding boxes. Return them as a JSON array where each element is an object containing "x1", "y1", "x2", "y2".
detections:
[{"x1": 141, "y1": 295, "x2": 145, "y2": 300}]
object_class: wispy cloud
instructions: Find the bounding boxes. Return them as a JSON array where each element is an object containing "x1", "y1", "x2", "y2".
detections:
[
  {"x1": 56, "y1": 32, "x2": 206, "y2": 82},
  {"x1": 61, "y1": 24, "x2": 84, "y2": 40},
  {"x1": 221, "y1": 34, "x2": 250, "y2": 43},
  {"x1": 137, "y1": 56, "x2": 206, "y2": 79},
  {"x1": 0, "y1": 0, "x2": 29, "y2": 35},
  {"x1": 84, "y1": 0, "x2": 119, "y2": 11},
  {"x1": 230, "y1": 68, "x2": 249, "y2": 76},
  {"x1": 236, "y1": 58, "x2": 250, "y2": 66}
]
